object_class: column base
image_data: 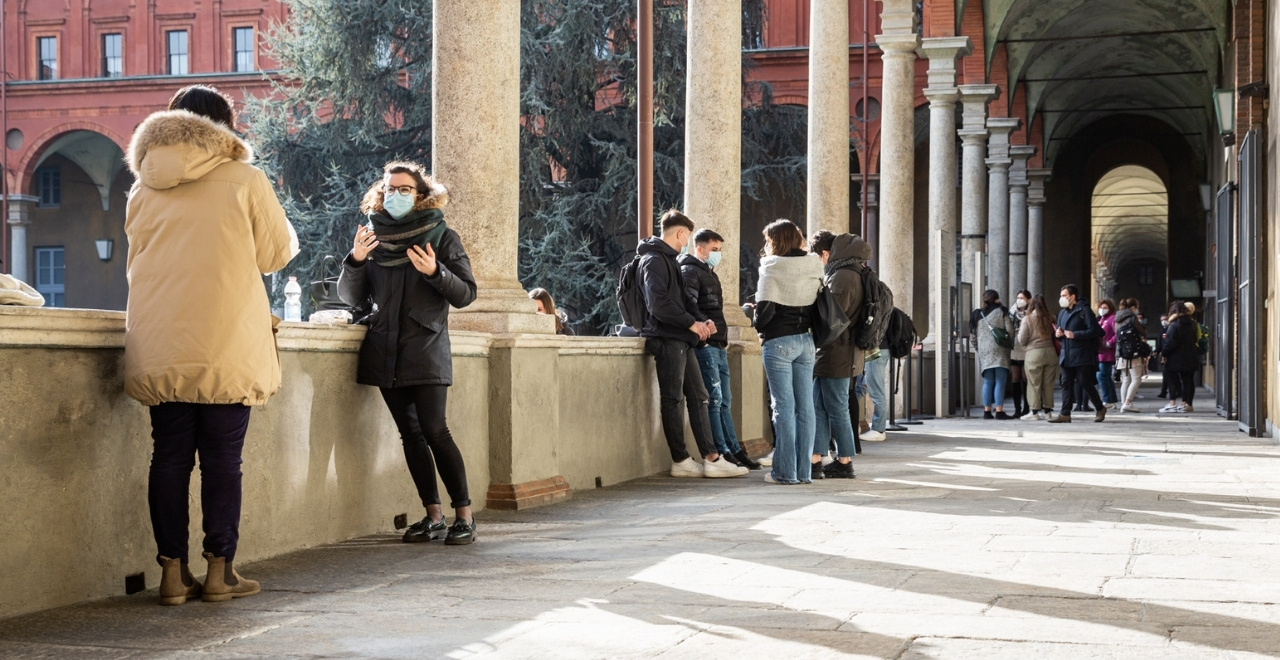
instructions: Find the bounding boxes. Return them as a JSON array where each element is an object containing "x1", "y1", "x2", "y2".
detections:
[
  {"x1": 449, "y1": 280, "x2": 556, "y2": 334},
  {"x1": 485, "y1": 476, "x2": 572, "y2": 510}
]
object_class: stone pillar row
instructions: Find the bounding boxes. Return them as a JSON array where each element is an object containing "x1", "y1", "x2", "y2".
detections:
[
  {"x1": 1027, "y1": 169, "x2": 1051, "y2": 297},
  {"x1": 876, "y1": 2, "x2": 920, "y2": 324},
  {"x1": 957, "y1": 86, "x2": 997, "y2": 291},
  {"x1": 984, "y1": 118, "x2": 1019, "y2": 300},
  {"x1": 1007, "y1": 145, "x2": 1035, "y2": 298},
  {"x1": 806, "y1": 0, "x2": 850, "y2": 239}
]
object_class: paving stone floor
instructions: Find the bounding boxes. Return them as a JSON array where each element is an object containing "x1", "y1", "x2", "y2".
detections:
[{"x1": 4, "y1": 387, "x2": 1280, "y2": 658}]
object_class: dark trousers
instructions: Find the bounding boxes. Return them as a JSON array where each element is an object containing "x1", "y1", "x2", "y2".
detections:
[
  {"x1": 380, "y1": 385, "x2": 470, "y2": 509},
  {"x1": 1170, "y1": 370, "x2": 1197, "y2": 405},
  {"x1": 647, "y1": 337, "x2": 716, "y2": 462},
  {"x1": 148, "y1": 402, "x2": 251, "y2": 565},
  {"x1": 847, "y1": 380, "x2": 862, "y2": 454},
  {"x1": 1059, "y1": 365, "x2": 1104, "y2": 416}
]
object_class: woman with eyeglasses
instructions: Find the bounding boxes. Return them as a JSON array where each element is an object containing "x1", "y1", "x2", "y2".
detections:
[{"x1": 339, "y1": 161, "x2": 479, "y2": 545}]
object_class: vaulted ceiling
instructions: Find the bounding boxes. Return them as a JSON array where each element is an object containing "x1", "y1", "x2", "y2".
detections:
[{"x1": 1092, "y1": 165, "x2": 1168, "y2": 279}]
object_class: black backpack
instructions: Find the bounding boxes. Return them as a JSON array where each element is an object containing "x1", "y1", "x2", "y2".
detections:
[
  {"x1": 885, "y1": 308, "x2": 916, "y2": 359},
  {"x1": 1116, "y1": 319, "x2": 1151, "y2": 360},
  {"x1": 616, "y1": 254, "x2": 647, "y2": 330},
  {"x1": 853, "y1": 265, "x2": 895, "y2": 350}
]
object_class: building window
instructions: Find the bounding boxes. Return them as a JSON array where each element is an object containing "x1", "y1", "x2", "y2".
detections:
[
  {"x1": 167, "y1": 30, "x2": 189, "y2": 75},
  {"x1": 37, "y1": 167, "x2": 61, "y2": 208},
  {"x1": 37, "y1": 36, "x2": 58, "y2": 80},
  {"x1": 233, "y1": 27, "x2": 255, "y2": 72},
  {"x1": 35, "y1": 247, "x2": 66, "y2": 308},
  {"x1": 102, "y1": 33, "x2": 123, "y2": 77},
  {"x1": 1138, "y1": 266, "x2": 1155, "y2": 286}
]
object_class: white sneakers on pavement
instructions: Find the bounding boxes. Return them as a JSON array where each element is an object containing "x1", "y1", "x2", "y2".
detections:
[
  {"x1": 759, "y1": 450, "x2": 774, "y2": 467},
  {"x1": 1020, "y1": 411, "x2": 1040, "y2": 421},
  {"x1": 670, "y1": 458, "x2": 703, "y2": 478},
  {"x1": 861, "y1": 430, "x2": 887, "y2": 442},
  {"x1": 703, "y1": 457, "x2": 749, "y2": 478}
]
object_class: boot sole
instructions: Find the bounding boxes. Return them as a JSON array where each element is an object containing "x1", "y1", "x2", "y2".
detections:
[
  {"x1": 202, "y1": 585, "x2": 261, "y2": 602},
  {"x1": 445, "y1": 534, "x2": 476, "y2": 546},
  {"x1": 159, "y1": 595, "x2": 191, "y2": 606}
]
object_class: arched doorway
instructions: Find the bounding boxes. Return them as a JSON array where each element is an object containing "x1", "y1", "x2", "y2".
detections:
[{"x1": 1091, "y1": 165, "x2": 1168, "y2": 308}]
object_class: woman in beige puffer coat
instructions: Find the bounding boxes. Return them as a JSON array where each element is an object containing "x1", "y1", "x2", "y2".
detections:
[{"x1": 124, "y1": 85, "x2": 297, "y2": 606}]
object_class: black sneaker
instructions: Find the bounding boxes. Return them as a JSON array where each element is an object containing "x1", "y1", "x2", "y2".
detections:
[
  {"x1": 983, "y1": 411, "x2": 995, "y2": 420},
  {"x1": 445, "y1": 518, "x2": 476, "y2": 546},
  {"x1": 823, "y1": 460, "x2": 856, "y2": 479},
  {"x1": 402, "y1": 516, "x2": 447, "y2": 543},
  {"x1": 810, "y1": 462, "x2": 826, "y2": 479},
  {"x1": 995, "y1": 411, "x2": 1013, "y2": 420},
  {"x1": 734, "y1": 450, "x2": 762, "y2": 470},
  {"x1": 721, "y1": 452, "x2": 744, "y2": 467}
]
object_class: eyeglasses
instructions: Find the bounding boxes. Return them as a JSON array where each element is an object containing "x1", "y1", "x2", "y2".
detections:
[{"x1": 385, "y1": 185, "x2": 420, "y2": 196}]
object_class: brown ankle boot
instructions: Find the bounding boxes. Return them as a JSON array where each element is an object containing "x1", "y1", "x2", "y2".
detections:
[
  {"x1": 201, "y1": 552, "x2": 260, "y2": 602},
  {"x1": 158, "y1": 556, "x2": 202, "y2": 606}
]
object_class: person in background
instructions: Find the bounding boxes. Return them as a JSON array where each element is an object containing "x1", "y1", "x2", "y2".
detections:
[
  {"x1": 529, "y1": 288, "x2": 575, "y2": 336},
  {"x1": 124, "y1": 85, "x2": 299, "y2": 605},
  {"x1": 1155, "y1": 314, "x2": 1170, "y2": 398},
  {"x1": 1159, "y1": 301, "x2": 1199, "y2": 413},
  {"x1": 1008, "y1": 290, "x2": 1032, "y2": 417},
  {"x1": 1115, "y1": 298, "x2": 1148, "y2": 413},
  {"x1": 637, "y1": 210, "x2": 748, "y2": 479},
  {"x1": 861, "y1": 337, "x2": 890, "y2": 442},
  {"x1": 807, "y1": 230, "x2": 870, "y2": 480},
  {"x1": 341, "y1": 160, "x2": 479, "y2": 546},
  {"x1": 1095, "y1": 298, "x2": 1119, "y2": 409},
  {"x1": 745, "y1": 219, "x2": 825, "y2": 484},
  {"x1": 681, "y1": 229, "x2": 760, "y2": 470},
  {"x1": 970, "y1": 289, "x2": 1016, "y2": 420},
  {"x1": 1050, "y1": 284, "x2": 1106, "y2": 423},
  {"x1": 1017, "y1": 294, "x2": 1059, "y2": 420}
]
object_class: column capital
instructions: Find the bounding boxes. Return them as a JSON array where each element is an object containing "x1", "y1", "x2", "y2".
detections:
[
  {"x1": 958, "y1": 128, "x2": 989, "y2": 146},
  {"x1": 985, "y1": 158, "x2": 1012, "y2": 170},
  {"x1": 875, "y1": 32, "x2": 922, "y2": 55},
  {"x1": 1027, "y1": 168, "x2": 1051, "y2": 204},
  {"x1": 918, "y1": 36, "x2": 972, "y2": 61},
  {"x1": 986, "y1": 117, "x2": 1021, "y2": 136},
  {"x1": 6, "y1": 195, "x2": 38, "y2": 226},
  {"x1": 959, "y1": 84, "x2": 1000, "y2": 132},
  {"x1": 1008, "y1": 145, "x2": 1035, "y2": 188},
  {"x1": 924, "y1": 87, "x2": 959, "y2": 105}
]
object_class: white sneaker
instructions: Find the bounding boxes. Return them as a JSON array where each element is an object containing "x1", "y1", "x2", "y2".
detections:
[
  {"x1": 764, "y1": 471, "x2": 781, "y2": 484},
  {"x1": 862, "y1": 430, "x2": 887, "y2": 442},
  {"x1": 670, "y1": 458, "x2": 704, "y2": 478},
  {"x1": 1038, "y1": 412, "x2": 1048, "y2": 420},
  {"x1": 703, "y1": 457, "x2": 749, "y2": 478},
  {"x1": 1158, "y1": 404, "x2": 1180, "y2": 413},
  {"x1": 1104, "y1": 402, "x2": 1117, "y2": 410},
  {"x1": 1020, "y1": 411, "x2": 1039, "y2": 421},
  {"x1": 758, "y1": 451, "x2": 774, "y2": 467},
  {"x1": 1122, "y1": 404, "x2": 1141, "y2": 413}
]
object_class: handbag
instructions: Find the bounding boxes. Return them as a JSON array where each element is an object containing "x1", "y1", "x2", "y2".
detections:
[
  {"x1": 981, "y1": 308, "x2": 1015, "y2": 350},
  {"x1": 309, "y1": 255, "x2": 348, "y2": 311},
  {"x1": 812, "y1": 284, "x2": 851, "y2": 348}
]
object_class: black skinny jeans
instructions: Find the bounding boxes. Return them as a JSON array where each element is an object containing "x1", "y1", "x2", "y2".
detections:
[
  {"x1": 148, "y1": 402, "x2": 251, "y2": 565},
  {"x1": 646, "y1": 337, "x2": 716, "y2": 462},
  {"x1": 379, "y1": 385, "x2": 470, "y2": 509},
  {"x1": 1169, "y1": 370, "x2": 1197, "y2": 405},
  {"x1": 1059, "y1": 364, "x2": 1104, "y2": 416}
]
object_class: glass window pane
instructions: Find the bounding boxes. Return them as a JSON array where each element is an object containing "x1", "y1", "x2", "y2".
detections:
[
  {"x1": 233, "y1": 28, "x2": 254, "y2": 72},
  {"x1": 38, "y1": 37, "x2": 57, "y2": 80},
  {"x1": 103, "y1": 33, "x2": 123, "y2": 77}
]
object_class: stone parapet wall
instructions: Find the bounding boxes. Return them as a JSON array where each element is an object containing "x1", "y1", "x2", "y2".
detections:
[{"x1": 0, "y1": 307, "x2": 766, "y2": 618}]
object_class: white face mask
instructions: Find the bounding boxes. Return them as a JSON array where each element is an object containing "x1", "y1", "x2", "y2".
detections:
[
  {"x1": 1098, "y1": 307, "x2": 1109, "y2": 316},
  {"x1": 1059, "y1": 296, "x2": 1071, "y2": 309},
  {"x1": 1015, "y1": 299, "x2": 1027, "y2": 309}
]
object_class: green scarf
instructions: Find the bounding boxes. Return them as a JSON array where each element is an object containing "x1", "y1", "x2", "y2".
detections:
[{"x1": 368, "y1": 207, "x2": 447, "y2": 268}]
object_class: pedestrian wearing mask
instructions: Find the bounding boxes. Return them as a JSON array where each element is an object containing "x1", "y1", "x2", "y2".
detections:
[
  {"x1": 1159, "y1": 302, "x2": 1199, "y2": 413},
  {"x1": 1008, "y1": 290, "x2": 1032, "y2": 418},
  {"x1": 339, "y1": 161, "x2": 479, "y2": 545},
  {"x1": 1116, "y1": 298, "x2": 1148, "y2": 412},
  {"x1": 1017, "y1": 295, "x2": 1060, "y2": 420},
  {"x1": 1156, "y1": 314, "x2": 1170, "y2": 398},
  {"x1": 970, "y1": 290, "x2": 1015, "y2": 420},
  {"x1": 1049, "y1": 284, "x2": 1107, "y2": 423},
  {"x1": 1095, "y1": 299, "x2": 1119, "y2": 409}
]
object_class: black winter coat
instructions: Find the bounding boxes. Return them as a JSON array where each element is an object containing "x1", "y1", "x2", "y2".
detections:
[
  {"x1": 679, "y1": 254, "x2": 728, "y2": 347},
  {"x1": 814, "y1": 234, "x2": 870, "y2": 379},
  {"x1": 637, "y1": 237, "x2": 702, "y2": 345},
  {"x1": 1160, "y1": 315, "x2": 1200, "y2": 373},
  {"x1": 1055, "y1": 302, "x2": 1102, "y2": 368},
  {"x1": 338, "y1": 227, "x2": 477, "y2": 388}
]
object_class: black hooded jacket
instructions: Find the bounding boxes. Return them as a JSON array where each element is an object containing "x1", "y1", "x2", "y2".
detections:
[
  {"x1": 679, "y1": 253, "x2": 728, "y2": 348},
  {"x1": 637, "y1": 237, "x2": 703, "y2": 345}
]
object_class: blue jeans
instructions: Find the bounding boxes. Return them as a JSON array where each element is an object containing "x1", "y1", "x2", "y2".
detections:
[
  {"x1": 695, "y1": 345, "x2": 741, "y2": 456},
  {"x1": 982, "y1": 367, "x2": 1009, "y2": 409},
  {"x1": 1096, "y1": 361, "x2": 1118, "y2": 404},
  {"x1": 762, "y1": 333, "x2": 816, "y2": 484},
  {"x1": 864, "y1": 355, "x2": 888, "y2": 432},
  {"x1": 814, "y1": 377, "x2": 856, "y2": 459}
]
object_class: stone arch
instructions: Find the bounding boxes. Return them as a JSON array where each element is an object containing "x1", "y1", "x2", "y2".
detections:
[{"x1": 17, "y1": 123, "x2": 130, "y2": 212}]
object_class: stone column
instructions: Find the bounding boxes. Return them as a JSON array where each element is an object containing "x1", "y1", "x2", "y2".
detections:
[
  {"x1": 1027, "y1": 169, "x2": 1051, "y2": 296},
  {"x1": 6, "y1": 195, "x2": 37, "y2": 285},
  {"x1": 984, "y1": 117, "x2": 1019, "y2": 299},
  {"x1": 957, "y1": 85, "x2": 998, "y2": 288},
  {"x1": 1007, "y1": 145, "x2": 1034, "y2": 297},
  {"x1": 919, "y1": 37, "x2": 971, "y2": 418},
  {"x1": 875, "y1": 6, "x2": 920, "y2": 320},
  {"x1": 432, "y1": 1, "x2": 551, "y2": 334},
  {"x1": 859, "y1": 176, "x2": 880, "y2": 271},
  {"x1": 806, "y1": 0, "x2": 850, "y2": 237}
]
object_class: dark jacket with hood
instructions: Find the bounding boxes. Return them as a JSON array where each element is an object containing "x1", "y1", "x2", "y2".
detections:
[
  {"x1": 814, "y1": 234, "x2": 871, "y2": 379},
  {"x1": 339, "y1": 179, "x2": 477, "y2": 388},
  {"x1": 679, "y1": 253, "x2": 728, "y2": 348},
  {"x1": 1055, "y1": 300, "x2": 1102, "y2": 368},
  {"x1": 637, "y1": 237, "x2": 703, "y2": 345},
  {"x1": 1160, "y1": 314, "x2": 1199, "y2": 373}
]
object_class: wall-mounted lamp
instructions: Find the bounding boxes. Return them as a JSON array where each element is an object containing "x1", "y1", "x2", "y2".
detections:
[
  {"x1": 1199, "y1": 183, "x2": 1213, "y2": 213},
  {"x1": 95, "y1": 239, "x2": 114, "y2": 262},
  {"x1": 1213, "y1": 88, "x2": 1235, "y2": 147}
]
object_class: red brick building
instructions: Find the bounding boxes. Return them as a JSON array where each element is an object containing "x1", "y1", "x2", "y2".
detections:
[{"x1": 2, "y1": 0, "x2": 286, "y2": 309}]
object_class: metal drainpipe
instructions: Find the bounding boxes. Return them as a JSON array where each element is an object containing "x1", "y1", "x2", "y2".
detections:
[
  {"x1": 860, "y1": 0, "x2": 869, "y2": 238},
  {"x1": 637, "y1": 0, "x2": 654, "y2": 241},
  {"x1": 2, "y1": 1, "x2": 8, "y2": 275}
]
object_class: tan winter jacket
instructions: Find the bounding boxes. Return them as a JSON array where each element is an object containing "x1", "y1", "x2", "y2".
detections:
[{"x1": 123, "y1": 110, "x2": 298, "y2": 406}]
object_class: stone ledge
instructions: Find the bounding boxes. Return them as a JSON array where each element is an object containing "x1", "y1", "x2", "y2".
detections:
[{"x1": 485, "y1": 476, "x2": 572, "y2": 510}]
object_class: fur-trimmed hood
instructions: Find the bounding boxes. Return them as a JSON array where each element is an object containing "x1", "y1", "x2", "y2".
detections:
[
  {"x1": 127, "y1": 110, "x2": 252, "y2": 190},
  {"x1": 360, "y1": 176, "x2": 449, "y2": 216}
]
